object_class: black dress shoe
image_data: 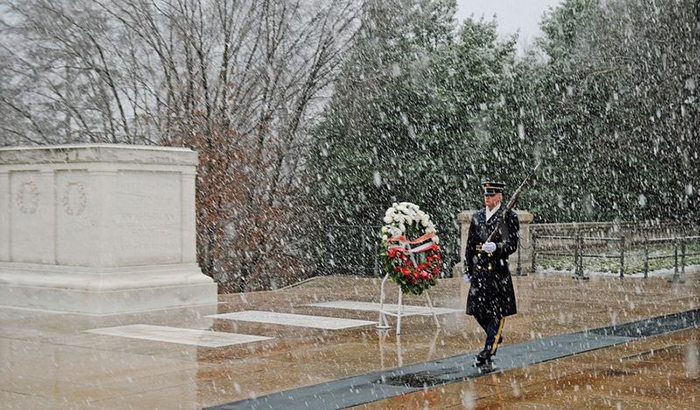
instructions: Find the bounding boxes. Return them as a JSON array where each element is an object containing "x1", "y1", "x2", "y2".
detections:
[{"x1": 475, "y1": 349, "x2": 492, "y2": 364}]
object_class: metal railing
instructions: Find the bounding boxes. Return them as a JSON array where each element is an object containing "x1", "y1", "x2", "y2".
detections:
[
  {"x1": 644, "y1": 236, "x2": 700, "y2": 282},
  {"x1": 324, "y1": 223, "x2": 699, "y2": 280},
  {"x1": 533, "y1": 231, "x2": 700, "y2": 280}
]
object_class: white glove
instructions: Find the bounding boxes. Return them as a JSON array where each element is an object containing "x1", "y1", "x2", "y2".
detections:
[
  {"x1": 483, "y1": 242, "x2": 497, "y2": 253},
  {"x1": 463, "y1": 273, "x2": 471, "y2": 283}
]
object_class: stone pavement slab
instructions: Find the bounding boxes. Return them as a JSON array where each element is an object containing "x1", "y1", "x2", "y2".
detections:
[
  {"x1": 1, "y1": 271, "x2": 698, "y2": 409},
  {"x1": 206, "y1": 310, "x2": 377, "y2": 329},
  {"x1": 85, "y1": 324, "x2": 272, "y2": 347},
  {"x1": 307, "y1": 300, "x2": 462, "y2": 316},
  {"x1": 208, "y1": 310, "x2": 698, "y2": 409}
]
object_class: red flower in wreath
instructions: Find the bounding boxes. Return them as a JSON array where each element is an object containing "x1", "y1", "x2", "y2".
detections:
[{"x1": 383, "y1": 235, "x2": 441, "y2": 295}]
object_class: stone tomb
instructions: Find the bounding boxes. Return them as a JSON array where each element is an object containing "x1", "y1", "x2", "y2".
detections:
[{"x1": 0, "y1": 144, "x2": 217, "y2": 314}]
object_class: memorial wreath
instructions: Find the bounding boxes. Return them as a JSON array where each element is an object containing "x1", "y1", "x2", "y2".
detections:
[{"x1": 380, "y1": 202, "x2": 441, "y2": 295}]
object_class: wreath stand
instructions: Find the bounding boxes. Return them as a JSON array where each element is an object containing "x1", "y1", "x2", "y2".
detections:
[
  {"x1": 377, "y1": 242, "x2": 441, "y2": 335},
  {"x1": 379, "y1": 327, "x2": 442, "y2": 368}
]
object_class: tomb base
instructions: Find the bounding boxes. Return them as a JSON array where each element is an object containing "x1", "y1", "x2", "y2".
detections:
[{"x1": 0, "y1": 262, "x2": 217, "y2": 315}]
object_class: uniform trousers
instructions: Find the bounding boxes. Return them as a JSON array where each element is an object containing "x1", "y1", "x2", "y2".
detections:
[{"x1": 474, "y1": 313, "x2": 505, "y2": 355}]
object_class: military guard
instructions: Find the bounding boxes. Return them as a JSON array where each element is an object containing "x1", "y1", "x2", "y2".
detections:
[{"x1": 464, "y1": 181, "x2": 519, "y2": 365}]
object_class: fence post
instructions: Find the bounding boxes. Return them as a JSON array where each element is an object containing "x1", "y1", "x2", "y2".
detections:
[
  {"x1": 362, "y1": 228, "x2": 369, "y2": 276},
  {"x1": 516, "y1": 240, "x2": 522, "y2": 276},
  {"x1": 643, "y1": 236, "x2": 649, "y2": 279},
  {"x1": 374, "y1": 237, "x2": 380, "y2": 277},
  {"x1": 668, "y1": 238, "x2": 685, "y2": 284},
  {"x1": 531, "y1": 231, "x2": 537, "y2": 273},
  {"x1": 326, "y1": 227, "x2": 334, "y2": 272},
  {"x1": 579, "y1": 234, "x2": 585, "y2": 278},
  {"x1": 674, "y1": 239, "x2": 678, "y2": 276},
  {"x1": 574, "y1": 233, "x2": 586, "y2": 279},
  {"x1": 681, "y1": 239, "x2": 687, "y2": 276},
  {"x1": 573, "y1": 233, "x2": 579, "y2": 277},
  {"x1": 619, "y1": 235, "x2": 625, "y2": 278}
]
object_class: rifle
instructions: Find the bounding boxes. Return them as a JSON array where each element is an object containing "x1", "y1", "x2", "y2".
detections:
[
  {"x1": 465, "y1": 163, "x2": 542, "y2": 278},
  {"x1": 486, "y1": 162, "x2": 541, "y2": 243}
]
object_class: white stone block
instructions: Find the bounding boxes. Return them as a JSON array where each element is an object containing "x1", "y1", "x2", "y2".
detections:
[
  {"x1": 85, "y1": 324, "x2": 272, "y2": 347},
  {"x1": 0, "y1": 144, "x2": 217, "y2": 314},
  {"x1": 207, "y1": 310, "x2": 378, "y2": 330}
]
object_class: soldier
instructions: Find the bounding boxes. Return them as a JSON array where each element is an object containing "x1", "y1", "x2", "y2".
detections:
[{"x1": 464, "y1": 181, "x2": 519, "y2": 365}]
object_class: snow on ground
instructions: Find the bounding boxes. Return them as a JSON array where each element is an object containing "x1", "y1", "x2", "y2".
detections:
[{"x1": 536, "y1": 264, "x2": 700, "y2": 278}]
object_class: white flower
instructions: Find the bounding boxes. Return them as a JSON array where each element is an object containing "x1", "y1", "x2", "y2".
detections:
[
  {"x1": 381, "y1": 202, "x2": 438, "y2": 245},
  {"x1": 432, "y1": 236, "x2": 440, "y2": 244}
]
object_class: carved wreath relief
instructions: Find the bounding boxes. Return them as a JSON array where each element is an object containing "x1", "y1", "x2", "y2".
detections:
[
  {"x1": 63, "y1": 182, "x2": 86, "y2": 216},
  {"x1": 16, "y1": 181, "x2": 39, "y2": 214}
]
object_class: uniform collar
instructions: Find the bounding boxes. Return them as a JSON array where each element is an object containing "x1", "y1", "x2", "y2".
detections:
[{"x1": 485, "y1": 202, "x2": 501, "y2": 221}]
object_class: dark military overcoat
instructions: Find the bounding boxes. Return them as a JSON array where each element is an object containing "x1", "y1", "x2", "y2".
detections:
[{"x1": 465, "y1": 206, "x2": 519, "y2": 318}]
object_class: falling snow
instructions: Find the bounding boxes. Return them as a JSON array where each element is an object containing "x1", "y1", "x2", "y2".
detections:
[{"x1": 0, "y1": 0, "x2": 699, "y2": 407}]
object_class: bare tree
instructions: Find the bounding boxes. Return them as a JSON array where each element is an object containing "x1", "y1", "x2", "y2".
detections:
[{"x1": 0, "y1": 0, "x2": 362, "y2": 290}]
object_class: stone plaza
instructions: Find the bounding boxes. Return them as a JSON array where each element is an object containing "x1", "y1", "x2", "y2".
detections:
[
  {"x1": 1, "y1": 273, "x2": 698, "y2": 408},
  {"x1": 1, "y1": 145, "x2": 698, "y2": 409}
]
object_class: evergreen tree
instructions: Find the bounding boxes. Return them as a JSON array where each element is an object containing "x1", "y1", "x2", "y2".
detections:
[{"x1": 308, "y1": 1, "x2": 525, "y2": 271}]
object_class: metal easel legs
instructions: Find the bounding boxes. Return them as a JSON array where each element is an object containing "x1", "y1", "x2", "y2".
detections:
[{"x1": 377, "y1": 273, "x2": 441, "y2": 335}]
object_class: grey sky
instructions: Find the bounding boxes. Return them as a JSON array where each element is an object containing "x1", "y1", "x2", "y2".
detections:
[{"x1": 455, "y1": 0, "x2": 563, "y2": 50}]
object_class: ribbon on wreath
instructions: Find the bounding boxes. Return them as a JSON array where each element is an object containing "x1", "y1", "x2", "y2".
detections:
[{"x1": 387, "y1": 232, "x2": 437, "y2": 254}]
